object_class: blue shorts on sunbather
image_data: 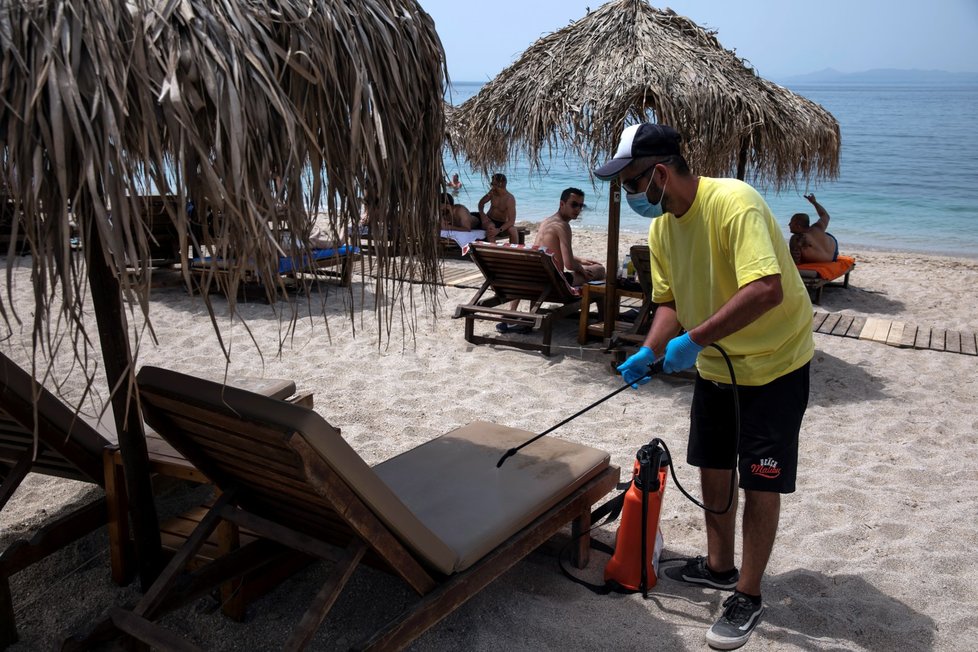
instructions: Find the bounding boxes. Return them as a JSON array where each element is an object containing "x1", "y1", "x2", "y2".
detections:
[{"x1": 826, "y1": 232, "x2": 839, "y2": 261}]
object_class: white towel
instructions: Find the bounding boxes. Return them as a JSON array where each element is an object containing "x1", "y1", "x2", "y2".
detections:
[{"x1": 440, "y1": 229, "x2": 488, "y2": 250}]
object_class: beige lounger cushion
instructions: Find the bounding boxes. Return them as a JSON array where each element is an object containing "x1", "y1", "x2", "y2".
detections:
[{"x1": 374, "y1": 421, "x2": 610, "y2": 573}]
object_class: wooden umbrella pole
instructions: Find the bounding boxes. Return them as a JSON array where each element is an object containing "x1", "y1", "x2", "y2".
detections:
[
  {"x1": 86, "y1": 231, "x2": 162, "y2": 589},
  {"x1": 603, "y1": 180, "x2": 622, "y2": 338},
  {"x1": 736, "y1": 137, "x2": 749, "y2": 180}
]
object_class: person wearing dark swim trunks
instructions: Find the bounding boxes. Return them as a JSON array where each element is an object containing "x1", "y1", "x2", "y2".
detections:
[
  {"x1": 477, "y1": 173, "x2": 520, "y2": 243},
  {"x1": 789, "y1": 194, "x2": 839, "y2": 263}
]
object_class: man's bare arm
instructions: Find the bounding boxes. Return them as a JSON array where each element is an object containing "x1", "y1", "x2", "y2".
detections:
[
  {"x1": 686, "y1": 275, "x2": 783, "y2": 347},
  {"x1": 477, "y1": 193, "x2": 491, "y2": 215},
  {"x1": 641, "y1": 302, "x2": 682, "y2": 358},
  {"x1": 804, "y1": 194, "x2": 830, "y2": 230},
  {"x1": 477, "y1": 193, "x2": 493, "y2": 231}
]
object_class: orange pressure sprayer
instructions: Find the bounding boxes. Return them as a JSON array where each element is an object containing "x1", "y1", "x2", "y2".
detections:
[{"x1": 603, "y1": 440, "x2": 669, "y2": 597}]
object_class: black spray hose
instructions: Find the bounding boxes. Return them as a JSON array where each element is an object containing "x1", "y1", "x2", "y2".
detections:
[
  {"x1": 496, "y1": 358, "x2": 665, "y2": 467},
  {"x1": 656, "y1": 343, "x2": 740, "y2": 515},
  {"x1": 496, "y1": 343, "x2": 742, "y2": 518}
]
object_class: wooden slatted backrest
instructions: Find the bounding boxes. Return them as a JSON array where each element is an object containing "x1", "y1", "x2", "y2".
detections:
[
  {"x1": 467, "y1": 242, "x2": 579, "y2": 303},
  {"x1": 137, "y1": 377, "x2": 344, "y2": 539},
  {"x1": 630, "y1": 244, "x2": 653, "y2": 300},
  {"x1": 135, "y1": 367, "x2": 456, "y2": 575},
  {"x1": 0, "y1": 352, "x2": 110, "y2": 484}
]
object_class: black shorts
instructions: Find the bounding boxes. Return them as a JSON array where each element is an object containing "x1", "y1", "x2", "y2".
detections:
[{"x1": 688, "y1": 362, "x2": 809, "y2": 493}]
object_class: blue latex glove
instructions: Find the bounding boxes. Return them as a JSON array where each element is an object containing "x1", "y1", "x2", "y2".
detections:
[
  {"x1": 617, "y1": 346, "x2": 657, "y2": 388},
  {"x1": 663, "y1": 333, "x2": 704, "y2": 374}
]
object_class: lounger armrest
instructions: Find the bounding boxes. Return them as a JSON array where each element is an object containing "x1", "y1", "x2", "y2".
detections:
[{"x1": 286, "y1": 390, "x2": 315, "y2": 409}]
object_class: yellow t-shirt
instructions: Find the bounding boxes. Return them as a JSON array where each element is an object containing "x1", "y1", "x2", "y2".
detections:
[{"x1": 648, "y1": 177, "x2": 813, "y2": 385}]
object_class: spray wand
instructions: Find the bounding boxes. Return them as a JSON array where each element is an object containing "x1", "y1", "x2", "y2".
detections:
[{"x1": 496, "y1": 358, "x2": 664, "y2": 467}]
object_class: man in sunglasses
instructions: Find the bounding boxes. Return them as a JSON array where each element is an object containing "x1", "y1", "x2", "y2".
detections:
[
  {"x1": 595, "y1": 123, "x2": 813, "y2": 650},
  {"x1": 534, "y1": 187, "x2": 605, "y2": 286},
  {"x1": 496, "y1": 187, "x2": 605, "y2": 335}
]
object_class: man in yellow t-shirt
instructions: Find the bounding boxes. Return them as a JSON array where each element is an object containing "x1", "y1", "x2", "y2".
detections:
[{"x1": 594, "y1": 123, "x2": 813, "y2": 650}]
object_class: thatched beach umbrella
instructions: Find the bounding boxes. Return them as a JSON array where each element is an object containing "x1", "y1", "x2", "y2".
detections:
[
  {"x1": 1, "y1": 0, "x2": 446, "y2": 584},
  {"x1": 452, "y1": 0, "x2": 840, "y2": 335}
]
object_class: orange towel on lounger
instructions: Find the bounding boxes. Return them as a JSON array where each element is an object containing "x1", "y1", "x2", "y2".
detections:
[{"x1": 796, "y1": 255, "x2": 855, "y2": 280}]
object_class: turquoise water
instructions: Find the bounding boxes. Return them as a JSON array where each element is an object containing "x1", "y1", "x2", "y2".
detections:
[{"x1": 445, "y1": 82, "x2": 978, "y2": 258}]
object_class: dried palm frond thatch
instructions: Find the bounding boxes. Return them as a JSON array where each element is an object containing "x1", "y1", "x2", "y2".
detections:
[
  {"x1": 451, "y1": 0, "x2": 839, "y2": 188},
  {"x1": 0, "y1": 0, "x2": 447, "y2": 366}
]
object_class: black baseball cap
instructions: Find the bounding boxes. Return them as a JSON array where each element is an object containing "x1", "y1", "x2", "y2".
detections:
[{"x1": 593, "y1": 123, "x2": 682, "y2": 180}]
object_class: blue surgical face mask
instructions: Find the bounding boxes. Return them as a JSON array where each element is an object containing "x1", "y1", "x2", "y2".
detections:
[{"x1": 625, "y1": 170, "x2": 666, "y2": 218}]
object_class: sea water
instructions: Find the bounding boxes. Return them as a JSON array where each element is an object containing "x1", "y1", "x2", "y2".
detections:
[{"x1": 444, "y1": 82, "x2": 978, "y2": 258}]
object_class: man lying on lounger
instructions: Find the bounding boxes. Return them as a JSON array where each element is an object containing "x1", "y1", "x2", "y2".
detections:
[
  {"x1": 439, "y1": 193, "x2": 479, "y2": 231},
  {"x1": 789, "y1": 193, "x2": 839, "y2": 263}
]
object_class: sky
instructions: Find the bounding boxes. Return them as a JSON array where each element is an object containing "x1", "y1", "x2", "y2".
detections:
[{"x1": 419, "y1": 0, "x2": 978, "y2": 82}]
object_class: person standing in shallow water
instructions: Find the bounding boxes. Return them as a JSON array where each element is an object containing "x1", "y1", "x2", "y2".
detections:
[
  {"x1": 448, "y1": 173, "x2": 463, "y2": 195},
  {"x1": 596, "y1": 122, "x2": 814, "y2": 651}
]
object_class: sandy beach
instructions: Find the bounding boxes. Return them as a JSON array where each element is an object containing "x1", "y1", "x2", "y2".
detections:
[{"x1": 3, "y1": 227, "x2": 977, "y2": 651}]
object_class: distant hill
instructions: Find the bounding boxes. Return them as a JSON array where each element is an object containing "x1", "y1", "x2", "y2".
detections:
[{"x1": 779, "y1": 68, "x2": 978, "y2": 85}]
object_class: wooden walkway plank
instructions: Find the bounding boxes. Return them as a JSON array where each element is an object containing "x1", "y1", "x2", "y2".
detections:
[
  {"x1": 818, "y1": 313, "x2": 842, "y2": 335},
  {"x1": 860, "y1": 317, "x2": 890, "y2": 343},
  {"x1": 858, "y1": 317, "x2": 880, "y2": 341},
  {"x1": 961, "y1": 332, "x2": 977, "y2": 356},
  {"x1": 945, "y1": 330, "x2": 961, "y2": 354},
  {"x1": 845, "y1": 315, "x2": 867, "y2": 339},
  {"x1": 897, "y1": 323, "x2": 918, "y2": 348},
  {"x1": 914, "y1": 328, "x2": 930, "y2": 349},
  {"x1": 831, "y1": 314, "x2": 854, "y2": 337},
  {"x1": 885, "y1": 322, "x2": 906, "y2": 347},
  {"x1": 929, "y1": 329, "x2": 946, "y2": 352},
  {"x1": 872, "y1": 319, "x2": 893, "y2": 343},
  {"x1": 811, "y1": 311, "x2": 830, "y2": 331}
]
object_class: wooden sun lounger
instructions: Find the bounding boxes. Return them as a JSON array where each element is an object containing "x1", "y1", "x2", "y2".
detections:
[
  {"x1": 191, "y1": 244, "x2": 361, "y2": 298},
  {"x1": 797, "y1": 255, "x2": 856, "y2": 304},
  {"x1": 0, "y1": 351, "x2": 306, "y2": 645},
  {"x1": 454, "y1": 242, "x2": 597, "y2": 356},
  {"x1": 69, "y1": 366, "x2": 619, "y2": 651},
  {"x1": 438, "y1": 218, "x2": 528, "y2": 258},
  {"x1": 0, "y1": 351, "x2": 130, "y2": 647}
]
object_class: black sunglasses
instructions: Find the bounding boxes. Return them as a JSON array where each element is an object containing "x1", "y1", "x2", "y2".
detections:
[
  {"x1": 621, "y1": 164, "x2": 658, "y2": 194},
  {"x1": 569, "y1": 201, "x2": 585, "y2": 209}
]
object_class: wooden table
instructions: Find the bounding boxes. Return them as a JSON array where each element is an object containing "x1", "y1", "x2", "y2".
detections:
[{"x1": 577, "y1": 282, "x2": 646, "y2": 345}]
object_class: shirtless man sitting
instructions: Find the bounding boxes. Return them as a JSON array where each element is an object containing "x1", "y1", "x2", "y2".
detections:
[
  {"x1": 439, "y1": 193, "x2": 479, "y2": 231},
  {"x1": 534, "y1": 187, "x2": 605, "y2": 286},
  {"x1": 478, "y1": 173, "x2": 519, "y2": 243},
  {"x1": 789, "y1": 193, "x2": 839, "y2": 263}
]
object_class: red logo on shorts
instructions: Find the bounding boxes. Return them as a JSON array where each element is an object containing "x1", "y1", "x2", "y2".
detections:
[{"x1": 751, "y1": 457, "x2": 781, "y2": 479}]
